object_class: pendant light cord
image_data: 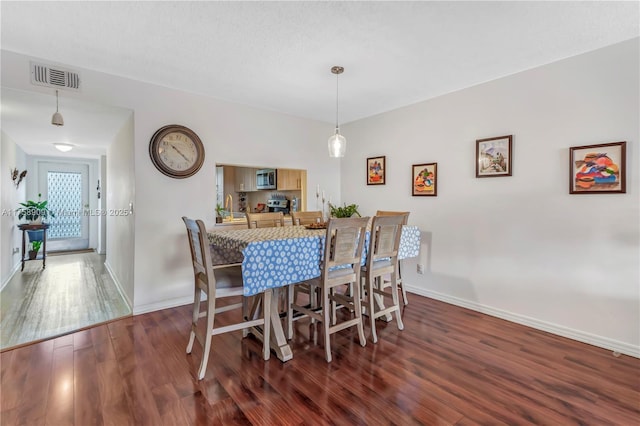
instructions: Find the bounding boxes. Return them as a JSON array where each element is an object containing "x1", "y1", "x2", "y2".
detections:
[
  {"x1": 335, "y1": 72, "x2": 339, "y2": 130},
  {"x1": 55, "y1": 90, "x2": 59, "y2": 112}
]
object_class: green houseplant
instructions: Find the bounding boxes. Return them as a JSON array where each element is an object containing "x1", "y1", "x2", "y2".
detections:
[
  {"x1": 17, "y1": 193, "x2": 55, "y2": 224},
  {"x1": 28, "y1": 240, "x2": 42, "y2": 260},
  {"x1": 329, "y1": 203, "x2": 361, "y2": 218},
  {"x1": 215, "y1": 203, "x2": 224, "y2": 223}
]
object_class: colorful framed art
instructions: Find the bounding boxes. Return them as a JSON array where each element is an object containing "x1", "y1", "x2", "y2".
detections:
[
  {"x1": 412, "y1": 163, "x2": 437, "y2": 196},
  {"x1": 569, "y1": 141, "x2": 626, "y2": 194},
  {"x1": 367, "y1": 156, "x2": 385, "y2": 185},
  {"x1": 476, "y1": 135, "x2": 513, "y2": 178}
]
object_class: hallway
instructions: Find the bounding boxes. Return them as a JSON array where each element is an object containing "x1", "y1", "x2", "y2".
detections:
[{"x1": 1, "y1": 251, "x2": 131, "y2": 350}]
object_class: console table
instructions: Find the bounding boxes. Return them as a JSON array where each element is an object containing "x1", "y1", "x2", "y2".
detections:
[{"x1": 17, "y1": 223, "x2": 50, "y2": 271}]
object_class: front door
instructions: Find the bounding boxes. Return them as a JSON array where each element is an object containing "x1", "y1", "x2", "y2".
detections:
[{"x1": 38, "y1": 162, "x2": 90, "y2": 251}]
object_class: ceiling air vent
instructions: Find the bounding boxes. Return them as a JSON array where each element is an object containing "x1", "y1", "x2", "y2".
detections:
[{"x1": 30, "y1": 62, "x2": 81, "y2": 91}]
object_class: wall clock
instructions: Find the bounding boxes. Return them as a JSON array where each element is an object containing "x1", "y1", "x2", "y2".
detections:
[{"x1": 149, "y1": 125, "x2": 205, "y2": 179}]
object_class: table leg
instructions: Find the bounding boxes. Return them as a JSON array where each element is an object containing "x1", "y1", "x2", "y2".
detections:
[
  {"x1": 247, "y1": 287, "x2": 293, "y2": 362},
  {"x1": 269, "y1": 287, "x2": 293, "y2": 361}
]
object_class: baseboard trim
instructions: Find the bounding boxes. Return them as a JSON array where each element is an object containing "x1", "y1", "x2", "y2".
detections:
[
  {"x1": 1, "y1": 261, "x2": 21, "y2": 292},
  {"x1": 104, "y1": 260, "x2": 133, "y2": 312},
  {"x1": 406, "y1": 285, "x2": 640, "y2": 359},
  {"x1": 133, "y1": 296, "x2": 194, "y2": 315}
]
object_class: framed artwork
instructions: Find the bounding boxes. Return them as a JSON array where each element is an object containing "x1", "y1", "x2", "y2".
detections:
[
  {"x1": 367, "y1": 156, "x2": 385, "y2": 185},
  {"x1": 412, "y1": 163, "x2": 437, "y2": 196},
  {"x1": 569, "y1": 141, "x2": 626, "y2": 194},
  {"x1": 476, "y1": 135, "x2": 513, "y2": 178}
]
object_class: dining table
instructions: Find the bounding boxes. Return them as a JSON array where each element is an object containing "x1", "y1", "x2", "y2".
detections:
[{"x1": 207, "y1": 223, "x2": 421, "y2": 362}]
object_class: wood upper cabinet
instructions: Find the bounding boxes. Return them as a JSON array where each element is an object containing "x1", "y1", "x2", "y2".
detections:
[
  {"x1": 235, "y1": 168, "x2": 258, "y2": 192},
  {"x1": 277, "y1": 169, "x2": 302, "y2": 190}
]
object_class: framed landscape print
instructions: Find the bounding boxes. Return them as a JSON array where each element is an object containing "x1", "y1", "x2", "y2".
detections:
[
  {"x1": 476, "y1": 135, "x2": 513, "y2": 177},
  {"x1": 569, "y1": 141, "x2": 626, "y2": 194},
  {"x1": 412, "y1": 163, "x2": 437, "y2": 196},
  {"x1": 367, "y1": 156, "x2": 385, "y2": 185}
]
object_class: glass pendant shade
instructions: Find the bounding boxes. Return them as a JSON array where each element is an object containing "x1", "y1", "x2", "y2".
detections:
[{"x1": 328, "y1": 128, "x2": 346, "y2": 158}]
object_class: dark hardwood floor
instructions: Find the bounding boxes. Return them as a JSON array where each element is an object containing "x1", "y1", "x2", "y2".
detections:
[{"x1": 1, "y1": 294, "x2": 638, "y2": 425}]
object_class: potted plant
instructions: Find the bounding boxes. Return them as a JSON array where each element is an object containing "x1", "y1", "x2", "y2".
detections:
[
  {"x1": 17, "y1": 193, "x2": 55, "y2": 225},
  {"x1": 28, "y1": 240, "x2": 42, "y2": 260},
  {"x1": 329, "y1": 203, "x2": 361, "y2": 218},
  {"x1": 215, "y1": 203, "x2": 224, "y2": 223}
]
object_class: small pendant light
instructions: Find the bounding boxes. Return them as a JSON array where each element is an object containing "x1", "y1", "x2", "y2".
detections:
[
  {"x1": 328, "y1": 66, "x2": 346, "y2": 158},
  {"x1": 51, "y1": 89, "x2": 64, "y2": 126}
]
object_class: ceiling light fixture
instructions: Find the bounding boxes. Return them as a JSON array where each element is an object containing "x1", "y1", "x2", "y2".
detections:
[
  {"x1": 54, "y1": 143, "x2": 74, "y2": 152},
  {"x1": 51, "y1": 89, "x2": 64, "y2": 126},
  {"x1": 328, "y1": 65, "x2": 346, "y2": 158}
]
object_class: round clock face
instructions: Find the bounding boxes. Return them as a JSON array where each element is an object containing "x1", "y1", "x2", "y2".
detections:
[{"x1": 149, "y1": 125, "x2": 205, "y2": 178}]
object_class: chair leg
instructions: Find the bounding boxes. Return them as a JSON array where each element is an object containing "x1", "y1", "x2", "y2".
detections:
[
  {"x1": 331, "y1": 287, "x2": 337, "y2": 325},
  {"x1": 323, "y1": 286, "x2": 332, "y2": 363},
  {"x1": 367, "y1": 275, "x2": 378, "y2": 344},
  {"x1": 186, "y1": 287, "x2": 202, "y2": 354},
  {"x1": 398, "y1": 261, "x2": 409, "y2": 305},
  {"x1": 263, "y1": 289, "x2": 272, "y2": 360},
  {"x1": 197, "y1": 294, "x2": 216, "y2": 380},
  {"x1": 390, "y1": 272, "x2": 404, "y2": 331},
  {"x1": 286, "y1": 284, "x2": 294, "y2": 340},
  {"x1": 352, "y1": 277, "x2": 366, "y2": 347}
]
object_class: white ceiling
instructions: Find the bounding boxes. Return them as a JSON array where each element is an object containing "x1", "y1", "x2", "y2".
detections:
[{"x1": 1, "y1": 1, "x2": 638, "y2": 156}]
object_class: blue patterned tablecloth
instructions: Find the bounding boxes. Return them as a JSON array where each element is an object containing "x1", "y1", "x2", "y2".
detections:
[{"x1": 207, "y1": 225, "x2": 420, "y2": 296}]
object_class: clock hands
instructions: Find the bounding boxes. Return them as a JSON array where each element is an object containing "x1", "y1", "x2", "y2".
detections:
[{"x1": 171, "y1": 144, "x2": 191, "y2": 162}]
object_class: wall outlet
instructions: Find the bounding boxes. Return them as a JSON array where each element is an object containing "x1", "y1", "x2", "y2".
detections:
[
  {"x1": 13, "y1": 247, "x2": 20, "y2": 254},
  {"x1": 417, "y1": 264, "x2": 424, "y2": 274}
]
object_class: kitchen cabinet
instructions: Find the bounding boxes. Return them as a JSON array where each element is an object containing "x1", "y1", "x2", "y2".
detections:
[
  {"x1": 235, "y1": 167, "x2": 258, "y2": 192},
  {"x1": 277, "y1": 169, "x2": 302, "y2": 190}
]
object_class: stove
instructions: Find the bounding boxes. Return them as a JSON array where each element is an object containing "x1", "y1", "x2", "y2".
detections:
[{"x1": 267, "y1": 198, "x2": 290, "y2": 214}]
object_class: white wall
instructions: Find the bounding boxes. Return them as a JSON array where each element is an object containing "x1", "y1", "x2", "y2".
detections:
[
  {"x1": 105, "y1": 114, "x2": 135, "y2": 307},
  {"x1": 0, "y1": 49, "x2": 341, "y2": 314},
  {"x1": 342, "y1": 38, "x2": 640, "y2": 356},
  {"x1": 0, "y1": 133, "x2": 26, "y2": 287}
]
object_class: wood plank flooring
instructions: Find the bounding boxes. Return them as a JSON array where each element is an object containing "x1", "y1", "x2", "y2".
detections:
[
  {"x1": 1, "y1": 252, "x2": 131, "y2": 350},
  {"x1": 1, "y1": 294, "x2": 638, "y2": 425}
]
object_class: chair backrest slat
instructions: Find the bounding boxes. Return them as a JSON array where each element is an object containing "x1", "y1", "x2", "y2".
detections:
[
  {"x1": 246, "y1": 212, "x2": 285, "y2": 228},
  {"x1": 182, "y1": 216, "x2": 216, "y2": 296},
  {"x1": 291, "y1": 211, "x2": 323, "y2": 226},
  {"x1": 323, "y1": 217, "x2": 369, "y2": 273},
  {"x1": 375, "y1": 210, "x2": 410, "y2": 225},
  {"x1": 368, "y1": 215, "x2": 404, "y2": 266}
]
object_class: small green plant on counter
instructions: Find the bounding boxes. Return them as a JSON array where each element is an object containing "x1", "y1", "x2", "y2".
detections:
[
  {"x1": 215, "y1": 203, "x2": 225, "y2": 223},
  {"x1": 329, "y1": 203, "x2": 361, "y2": 218}
]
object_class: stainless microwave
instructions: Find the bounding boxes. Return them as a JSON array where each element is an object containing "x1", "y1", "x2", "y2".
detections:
[{"x1": 256, "y1": 168, "x2": 276, "y2": 190}]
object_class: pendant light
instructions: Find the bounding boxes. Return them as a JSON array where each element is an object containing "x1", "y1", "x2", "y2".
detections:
[
  {"x1": 51, "y1": 89, "x2": 64, "y2": 126},
  {"x1": 328, "y1": 65, "x2": 346, "y2": 158}
]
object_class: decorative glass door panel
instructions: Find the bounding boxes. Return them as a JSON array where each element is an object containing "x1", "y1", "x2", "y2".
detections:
[
  {"x1": 38, "y1": 162, "x2": 89, "y2": 251},
  {"x1": 47, "y1": 171, "x2": 82, "y2": 238}
]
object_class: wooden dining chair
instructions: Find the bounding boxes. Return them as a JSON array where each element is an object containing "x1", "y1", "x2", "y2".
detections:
[
  {"x1": 375, "y1": 210, "x2": 410, "y2": 305},
  {"x1": 291, "y1": 210, "x2": 323, "y2": 226},
  {"x1": 246, "y1": 211, "x2": 285, "y2": 228},
  {"x1": 182, "y1": 217, "x2": 271, "y2": 380},
  {"x1": 290, "y1": 216, "x2": 369, "y2": 362},
  {"x1": 288, "y1": 210, "x2": 325, "y2": 324},
  {"x1": 361, "y1": 214, "x2": 405, "y2": 343}
]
